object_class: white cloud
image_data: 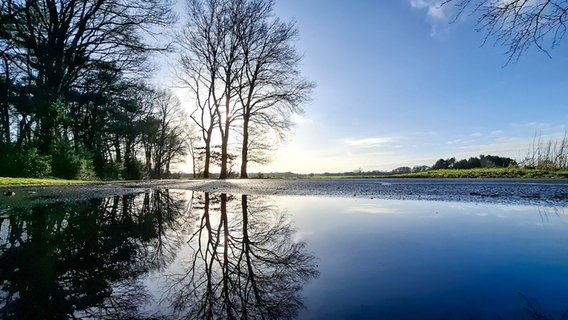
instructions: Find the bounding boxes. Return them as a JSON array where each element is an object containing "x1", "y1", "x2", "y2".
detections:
[
  {"x1": 427, "y1": 3, "x2": 447, "y2": 20},
  {"x1": 291, "y1": 113, "x2": 313, "y2": 125},
  {"x1": 342, "y1": 137, "x2": 398, "y2": 148},
  {"x1": 409, "y1": 0, "x2": 447, "y2": 21},
  {"x1": 409, "y1": 0, "x2": 454, "y2": 38},
  {"x1": 491, "y1": 130, "x2": 504, "y2": 135}
]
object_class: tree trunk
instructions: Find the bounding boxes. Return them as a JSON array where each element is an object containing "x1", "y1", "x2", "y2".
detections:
[
  {"x1": 1, "y1": 60, "x2": 10, "y2": 145},
  {"x1": 219, "y1": 127, "x2": 229, "y2": 179},
  {"x1": 37, "y1": 101, "x2": 57, "y2": 155},
  {"x1": 203, "y1": 134, "x2": 212, "y2": 178},
  {"x1": 219, "y1": 96, "x2": 231, "y2": 179},
  {"x1": 240, "y1": 117, "x2": 249, "y2": 178},
  {"x1": 114, "y1": 137, "x2": 122, "y2": 163}
]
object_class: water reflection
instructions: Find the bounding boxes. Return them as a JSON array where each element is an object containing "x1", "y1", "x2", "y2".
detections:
[
  {"x1": 165, "y1": 193, "x2": 319, "y2": 319},
  {"x1": 0, "y1": 189, "x2": 188, "y2": 319},
  {"x1": 0, "y1": 190, "x2": 318, "y2": 319}
]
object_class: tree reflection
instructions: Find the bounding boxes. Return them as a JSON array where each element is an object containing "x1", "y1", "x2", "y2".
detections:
[
  {"x1": 0, "y1": 189, "x2": 189, "y2": 320},
  {"x1": 168, "y1": 193, "x2": 319, "y2": 319}
]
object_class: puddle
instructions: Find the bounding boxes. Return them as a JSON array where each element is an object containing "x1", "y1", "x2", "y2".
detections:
[{"x1": 0, "y1": 188, "x2": 567, "y2": 319}]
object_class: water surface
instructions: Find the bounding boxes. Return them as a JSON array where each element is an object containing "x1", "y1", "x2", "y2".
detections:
[{"x1": 1, "y1": 187, "x2": 568, "y2": 319}]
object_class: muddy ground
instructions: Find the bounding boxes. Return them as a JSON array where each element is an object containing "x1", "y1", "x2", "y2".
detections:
[{"x1": 2, "y1": 178, "x2": 568, "y2": 208}]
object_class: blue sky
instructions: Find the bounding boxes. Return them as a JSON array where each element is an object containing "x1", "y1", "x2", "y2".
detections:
[{"x1": 240, "y1": 0, "x2": 568, "y2": 174}]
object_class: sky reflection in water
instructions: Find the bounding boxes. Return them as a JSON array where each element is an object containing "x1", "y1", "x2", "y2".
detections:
[
  {"x1": 1, "y1": 190, "x2": 568, "y2": 319},
  {"x1": 283, "y1": 196, "x2": 568, "y2": 319}
]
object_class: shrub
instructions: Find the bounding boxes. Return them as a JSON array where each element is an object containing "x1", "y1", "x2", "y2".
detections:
[
  {"x1": 50, "y1": 143, "x2": 97, "y2": 180},
  {"x1": 0, "y1": 147, "x2": 52, "y2": 178},
  {"x1": 123, "y1": 158, "x2": 146, "y2": 180},
  {"x1": 51, "y1": 152, "x2": 96, "y2": 180},
  {"x1": 102, "y1": 161, "x2": 124, "y2": 180}
]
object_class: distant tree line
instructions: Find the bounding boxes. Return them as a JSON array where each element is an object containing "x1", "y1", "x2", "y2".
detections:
[
  {"x1": 431, "y1": 155, "x2": 516, "y2": 170},
  {"x1": 305, "y1": 155, "x2": 518, "y2": 178}
]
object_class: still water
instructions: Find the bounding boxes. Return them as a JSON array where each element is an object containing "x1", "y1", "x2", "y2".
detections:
[{"x1": 1, "y1": 189, "x2": 568, "y2": 319}]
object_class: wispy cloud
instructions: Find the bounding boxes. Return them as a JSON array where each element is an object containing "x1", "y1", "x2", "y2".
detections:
[
  {"x1": 342, "y1": 137, "x2": 399, "y2": 148},
  {"x1": 409, "y1": 0, "x2": 447, "y2": 19},
  {"x1": 491, "y1": 130, "x2": 504, "y2": 136},
  {"x1": 291, "y1": 113, "x2": 313, "y2": 125},
  {"x1": 408, "y1": 0, "x2": 453, "y2": 38}
]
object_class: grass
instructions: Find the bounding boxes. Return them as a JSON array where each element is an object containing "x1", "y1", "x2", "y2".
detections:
[
  {"x1": 0, "y1": 177, "x2": 93, "y2": 186},
  {"x1": 2, "y1": 167, "x2": 568, "y2": 185},
  {"x1": 305, "y1": 168, "x2": 568, "y2": 179},
  {"x1": 391, "y1": 168, "x2": 568, "y2": 179}
]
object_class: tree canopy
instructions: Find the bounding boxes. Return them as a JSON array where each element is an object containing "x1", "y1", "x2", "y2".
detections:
[{"x1": 0, "y1": 0, "x2": 190, "y2": 180}]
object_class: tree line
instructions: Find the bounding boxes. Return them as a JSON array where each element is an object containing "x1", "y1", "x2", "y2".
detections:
[
  {"x1": 431, "y1": 155, "x2": 516, "y2": 170},
  {"x1": 0, "y1": 0, "x2": 190, "y2": 180},
  {"x1": 391, "y1": 155, "x2": 516, "y2": 175},
  {"x1": 0, "y1": 0, "x2": 311, "y2": 180}
]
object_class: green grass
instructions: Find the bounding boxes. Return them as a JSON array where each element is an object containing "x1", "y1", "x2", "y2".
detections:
[
  {"x1": 0, "y1": 177, "x2": 93, "y2": 186},
  {"x1": 304, "y1": 168, "x2": 568, "y2": 179},
  {"x1": 391, "y1": 168, "x2": 568, "y2": 179}
]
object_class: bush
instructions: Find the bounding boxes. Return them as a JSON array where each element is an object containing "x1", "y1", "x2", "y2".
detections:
[
  {"x1": 51, "y1": 153, "x2": 96, "y2": 180},
  {"x1": 0, "y1": 147, "x2": 52, "y2": 178},
  {"x1": 102, "y1": 161, "x2": 124, "y2": 180},
  {"x1": 123, "y1": 158, "x2": 146, "y2": 180},
  {"x1": 50, "y1": 144, "x2": 97, "y2": 180}
]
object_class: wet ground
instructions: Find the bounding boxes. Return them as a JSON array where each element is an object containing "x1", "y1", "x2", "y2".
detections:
[{"x1": 2, "y1": 178, "x2": 568, "y2": 207}]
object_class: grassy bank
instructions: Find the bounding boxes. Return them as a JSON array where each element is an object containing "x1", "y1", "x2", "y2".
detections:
[
  {"x1": 0, "y1": 177, "x2": 92, "y2": 186},
  {"x1": 391, "y1": 168, "x2": 568, "y2": 179},
  {"x1": 304, "y1": 168, "x2": 568, "y2": 179}
]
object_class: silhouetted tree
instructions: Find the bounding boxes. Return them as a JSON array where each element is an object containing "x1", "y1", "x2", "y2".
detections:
[
  {"x1": 432, "y1": 158, "x2": 447, "y2": 170},
  {"x1": 140, "y1": 89, "x2": 189, "y2": 179},
  {"x1": 0, "y1": 0, "x2": 174, "y2": 155},
  {"x1": 468, "y1": 156, "x2": 481, "y2": 168},
  {"x1": 393, "y1": 166, "x2": 411, "y2": 174},
  {"x1": 176, "y1": 0, "x2": 222, "y2": 178},
  {"x1": 412, "y1": 165, "x2": 430, "y2": 173},
  {"x1": 234, "y1": 0, "x2": 314, "y2": 178},
  {"x1": 431, "y1": 154, "x2": 516, "y2": 170},
  {"x1": 178, "y1": 0, "x2": 312, "y2": 179}
]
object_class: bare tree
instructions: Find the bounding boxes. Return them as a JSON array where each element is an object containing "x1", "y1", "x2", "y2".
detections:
[
  {"x1": 443, "y1": 0, "x2": 568, "y2": 62},
  {"x1": 234, "y1": 0, "x2": 314, "y2": 178},
  {"x1": 178, "y1": 0, "x2": 313, "y2": 179},
  {"x1": 146, "y1": 89, "x2": 189, "y2": 178},
  {"x1": 237, "y1": 122, "x2": 277, "y2": 167},
  {"x1": 215, "y1": 0, "x2": 242, "y2": 179},
  {"x1": 177, "y1": 0, "x2": 225, "y2": 178},
  {"x1": 186, "y1": 123, "x2": 203, "y2": 178}
]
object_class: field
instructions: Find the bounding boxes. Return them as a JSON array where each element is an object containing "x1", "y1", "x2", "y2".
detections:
[
  {"x1": 392, "y1": 168, "x2": 568, "y2": 178},
  {"x1": 3, "y1": 167, "x2": 568, "y2": 186},
  {"x1": 0, "y1": 177, "x2": 91, "y2": 185}
]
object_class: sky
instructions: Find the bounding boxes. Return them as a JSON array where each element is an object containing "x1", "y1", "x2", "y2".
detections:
[{"x1": 176, "y1": 1, "x2": 568, "y2": 174}]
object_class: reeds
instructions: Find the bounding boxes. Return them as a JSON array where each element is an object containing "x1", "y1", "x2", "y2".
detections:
[{"x1": 522, "y1": 132, "x2": 568, "y2": 170}]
